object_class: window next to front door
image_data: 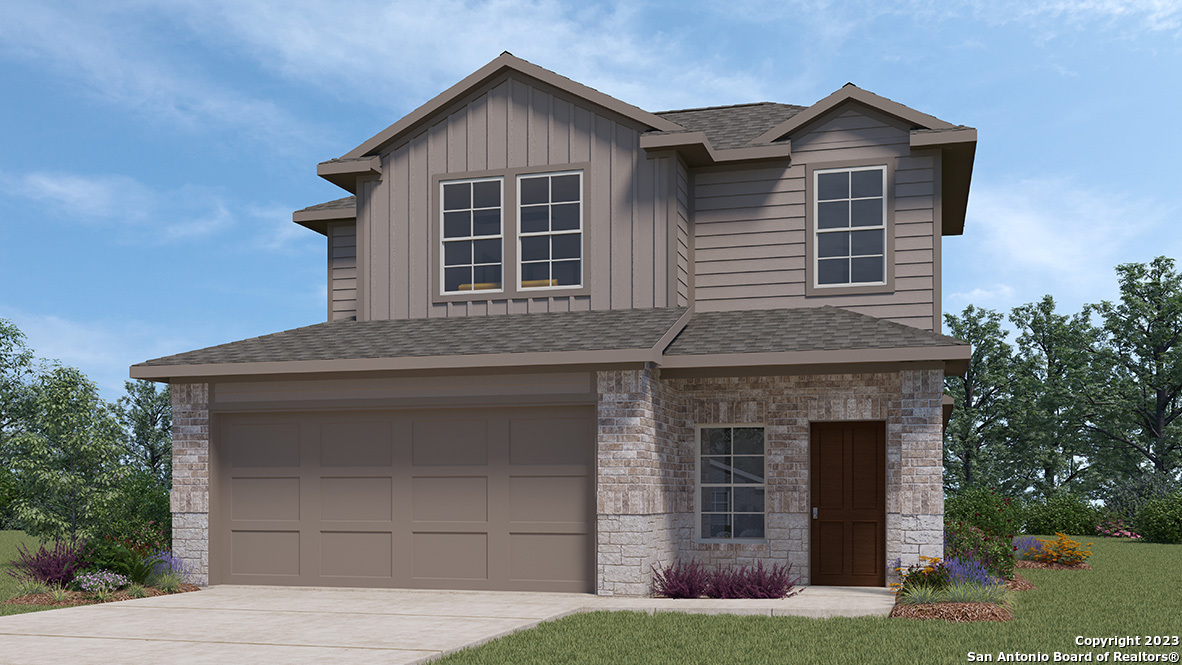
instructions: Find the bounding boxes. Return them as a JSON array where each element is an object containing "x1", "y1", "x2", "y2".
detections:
[{"x1": 698, "y1": 426, "x2": 766, "y2": 541}]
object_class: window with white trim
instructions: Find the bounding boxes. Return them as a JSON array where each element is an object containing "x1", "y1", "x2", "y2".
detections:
[
  {"x1": 441, "y1": 177, "x2": 503, "y2": 293},
  {"x1": 518, "y1": 171, "x2": 583, "y2": 289},
  {"x1": 814, "y1": 165, "x2": 886, "y2": 286},
  {"x1": 698, "y1": 426, "x2": 765, "y2": 540}
]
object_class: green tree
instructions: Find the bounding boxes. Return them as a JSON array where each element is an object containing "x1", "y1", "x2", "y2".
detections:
[
  {"x1": 1078, "y1": 256, "x2": 1182, "y2": 485},
  {"x1": 1008, "y1": 296, "x2": 1097, "y2": 497},
  {"x1": 944, "y1": 305, "x2": 1016, "y2": 493},
  {"x1": 0, "y1": 318, "x2": 37, "y2": 444},
  {"x1": 7, "y1": 365, "x2": 125, "y2": 541},
  {"x1": 116, "y1": 379, "x2": 172, "y2": 485}
]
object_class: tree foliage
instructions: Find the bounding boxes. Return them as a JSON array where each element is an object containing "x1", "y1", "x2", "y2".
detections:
[{"x1": 116, "y1": 379, "x2": 172, "y2": 485}]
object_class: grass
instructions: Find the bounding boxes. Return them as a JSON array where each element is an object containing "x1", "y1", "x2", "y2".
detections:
[
  {"x1": 438, "y1": 538, "x2": 1182, "y2": 665},
  {"x1": 0, "y1": 529, "x2": 54, "y2": 617}
]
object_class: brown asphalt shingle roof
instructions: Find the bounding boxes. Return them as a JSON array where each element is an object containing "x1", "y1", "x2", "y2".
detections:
[
  {"x1": 652, "y1": 102, "x2": 806, "y2": 150},
  {"x1": 136, "y1": 307, "x2": 688, "y2": 367},
  {"x1": 664, "y1": 306, "x2": 966, "y2": 356},
  {"x1": 295, "y1": 196, "x2": 356, "y2": 214}
]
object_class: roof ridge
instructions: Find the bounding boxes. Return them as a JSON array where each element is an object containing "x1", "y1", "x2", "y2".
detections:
[{"x1": 655, "y1": 101, "x2": 803, "y2": 115}]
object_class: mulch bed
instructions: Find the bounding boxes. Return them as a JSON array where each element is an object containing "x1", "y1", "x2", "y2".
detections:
[
  {"x1": 890, "y1": 602, "x2": 1013, "y2": 622},
  {"x1": 1006, "y1": 573, "x2": 1036, "y2": 591},
  {"x1": 1015, "y1": 560, "x2": 1092, "y2": 571},
  {"x1": 4, "y1": 584, "x2": 201, "y2": 607}
]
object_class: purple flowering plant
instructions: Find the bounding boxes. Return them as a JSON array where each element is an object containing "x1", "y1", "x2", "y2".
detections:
[{"x1": 75, "y1": 569, "x2": 129, "y2": 593}]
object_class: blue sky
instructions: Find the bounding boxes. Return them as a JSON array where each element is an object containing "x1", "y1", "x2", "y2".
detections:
[{"x1": 1, "y1": 0, "x2": 1180, "y2": 401}]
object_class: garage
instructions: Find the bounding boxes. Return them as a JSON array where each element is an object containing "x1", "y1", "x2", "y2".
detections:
[{"x1": 209, "y1": 405, "x2": 594, "y2": 592}]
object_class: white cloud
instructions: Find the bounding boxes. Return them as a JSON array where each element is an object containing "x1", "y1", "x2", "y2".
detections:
[{"x1": 947, "y1": 283, "x2": 1015, "y2": 308}]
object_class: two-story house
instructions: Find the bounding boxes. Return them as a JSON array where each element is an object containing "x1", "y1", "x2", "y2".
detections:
[{"x1": 132, "y1": 53, "x2": 974, "y2": 596}]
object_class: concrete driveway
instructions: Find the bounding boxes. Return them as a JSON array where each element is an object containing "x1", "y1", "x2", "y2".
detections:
[{"x1": 0, "y1": 585, "x2": 894, "y2": 664}]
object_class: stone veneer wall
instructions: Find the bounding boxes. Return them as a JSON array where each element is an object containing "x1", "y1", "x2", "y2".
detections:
[
  {"x1": 170, "y1": 383, "x2": 210, "y2": 586},
  {"x1": 595, "y1": 367, "x2": 945, "y2": 595}
]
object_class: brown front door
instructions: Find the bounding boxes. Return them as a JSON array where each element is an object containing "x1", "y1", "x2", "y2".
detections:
[{"x1": 810, "y1": 421, "x2": 886, "y2": 586}]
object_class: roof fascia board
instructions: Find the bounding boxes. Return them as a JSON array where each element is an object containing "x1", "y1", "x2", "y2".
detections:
[
  {"x1": 752, "y1": 86, "x2": 956, "y2": 145},
  {"x1": 316, "y1": 156, "x2": 381, "y2": 193},
  {"x1": 910, "y1": 127, "x2": 977, "y2": 148},
  {"x1": 343, "y1": 53, "x2": 683, "y2": 160},
  {"x1": 660, "y1": 344, "x2": 971, "y2": 369},
  {"x1": 639, "y1": 132, "x2": 793, "y2": 166},
  {"x1": 130, "y1": 347, "x2": 664, "y2": 381}
]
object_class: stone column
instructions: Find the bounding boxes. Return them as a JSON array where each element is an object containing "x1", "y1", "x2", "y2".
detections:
[
  {"x1": 170, "y1": 383, "x2": 210, "y2": 586},
  {"x1": 887, "y1": 368, "x2": 946, "y2": 580}
]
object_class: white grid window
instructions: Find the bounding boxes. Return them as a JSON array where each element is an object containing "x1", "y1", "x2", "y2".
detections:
[
  {"x1": 518, "y1": 171, "x2": 582, "y2": 290},
  {"x1": 441, "y1": 178, "x2": 503, "y2": 293},
  {"x1": 814, "y1": 165, "x2": 886, "y2": 286},
  {"x1": 698, "y1": 426, "x2": 765, "y2": 540}
]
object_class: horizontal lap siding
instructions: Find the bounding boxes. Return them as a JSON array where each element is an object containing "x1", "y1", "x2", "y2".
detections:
[
  {"x1": 364, "y1": 75, "x2": 667, "y2": 321},
  {"x1": 691, "y1": 107, "x2": 938, "y2": 331},
  {"x1": 329, "y1": 222, "x2": 358, "y2": 321}
]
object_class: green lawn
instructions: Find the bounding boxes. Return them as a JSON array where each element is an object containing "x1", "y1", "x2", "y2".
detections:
[
  {"x1": 0, "y1": 530, "x2": 54, "y2": 616},
  {"x1": 438, "y1": 538, "x2": 1182, "y2": 665}
]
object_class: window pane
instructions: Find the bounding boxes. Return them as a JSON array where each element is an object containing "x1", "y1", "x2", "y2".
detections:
[
  {"x1": 551, "y1": 203, "x2": 580, "y2": 231},
  {"x1": 851, "y1": 256, "x2": 884, "y2": 283},
  {"x1": 521, "y1": 236, "x2": 549, "y2": 262},
  {"x1": 734, "y1": 487, "x2": 764, "y2": 513},
  {"x1": 472, "y1": 238, "x2": 501, "y2": 264},
  {"x1": 703, "y1": 514, "x2": 732, "y2": 539},
  {"x1": 443, "y1": 211, "x2": 471, "y2": 239},
  {"x1": 702, "y1": 487, "x2": 731, "y2": 513},
  {"x1": 551, "y1": 174, "x2": 580, "y2": 202},
  {"x1": 702, "y1": 428, "x2": 730, "y2": 455},
  {"x1": 851, "y1": 229, "x2": 883, "y2": 256},
  {"x1": 443, "y1": 182, "x2": 470, "y2": 211},
  {"x1": 851, "y1": 169, "x2": 883, "y2": 198},
  {"x1": 851, "y1": 198, "x2": 882, "y2": 227},
  {"x1": 817, "y1": 171, "x2": 848, "y2": 200},
  {"x1": 521, "y1": 261, "x2": 550, "y2": 284},
  {"x1": 817, "y1": 201, "x2": 848, "y2": 229},
  {"x1": 552, "y1": 260, "x2": 581, "y2": 286},
  {"x1": 701, "y1": 456, "x2": 732, "y2": 484},
  {"x1": 472, "y1": 180, "x2": 500, "y2": 208},
  {"x1": 520, "y1": 177, "x2": 549, "y2": 205},
  {"x1": 472, "y1": 208, "x2": 501, "y2": 237},
  {"x1": 733, "y1": 427, "x2": 763, "y2": 455},
  {"x1": 818, "y1": 258, "x2": 849, "y2": 284},
  {"x1": 472, "y1": 264, "x2": 502, "y2": 289},
  {"x1": 551, "y1": 234, "x2": 580, "y2": 260},
  {"x1": 734, "y1": 514, "x2": 764, "y2": 539},
  {"x1": 443, "y1": 267, "x2": 469, "y2": 292},
  {"x1": 817, "y1": 231, "x2": 849, "y2": 258},
  {"x1": 443, "y1": 240, "x2": 471, "y2": 267},
  {"x1": 521, "y1": 205, "x2": 549, "y2": 233},
  {"x1": 732, "y1": 456, "x2": 764, "y2": 484}
]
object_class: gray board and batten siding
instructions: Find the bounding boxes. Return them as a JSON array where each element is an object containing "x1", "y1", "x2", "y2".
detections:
[
  {"x1": 355, "y1": 73, "x2": 687, "y2": 321},
  {"x1": 691, "y1": 105, "x2": 942, "y2": 331}
]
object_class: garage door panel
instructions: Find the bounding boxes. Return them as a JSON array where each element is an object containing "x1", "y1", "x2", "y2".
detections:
[
  {"x1": 412, "y1": 533, "x2": 488, "y2": 581},
  {"x1": 509, "y1": 417, "x2": 591, "y2": 466},
  {"x1": 509, "y1": 533, "x2": 589, "y2": 583},
  {"x1": 412, "y1": 419, "x2": 488, "y2": 466},
  {"x1": 230, "y1": 477, "x2": 300, "y2": 521},
  {"x1": 321, "y1": 477, "x2": 393, "y2": 522},
  {"x1": 321, "y1": 532, "x2": 393, "y2": 578},
  {"x1": 320, "y1": 422, "x2": 393, "y2": 467},
  {"x1": 229, "y1": 423, "x2": 300, "y2": 468},
  {"x1": 411, "y1": 476, "x2": 487, "y2": 522},
  {"x1": 509, "y1": 476, "x2": 588, "y2": 523},
  {"x1": 231, "y1": 531, "x2": 300, "y2": 576}
]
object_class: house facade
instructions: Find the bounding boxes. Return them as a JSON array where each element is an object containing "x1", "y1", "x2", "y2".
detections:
[{"x1": 133, "y1": 53, "x2": 974, "y2": 595}]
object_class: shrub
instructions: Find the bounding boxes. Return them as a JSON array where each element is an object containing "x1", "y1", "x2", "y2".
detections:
[
  {"x1": 651, "y1": 560, "x2": 711, "y2": 599},
  {"x1": 940, "y1": 582, "x2": 1009, "y2": 605},
  {"x1": 15, "y1": 579, "x2": 49, "y2": 596},
  {"x1": 893, "y1": 556, "x2": 949, "y2": 592},
  {"x1": 126, "y1": 583, "x2": 147, "y2": 599},
  {"x1": 93, "y1": 469, "x2": 171, "y2": 554},
  {"x1": 47, "y1": 586, "x2": 71, "y2": 603},
  {"x1": 944, "y1": 555, "x2": 1001, "y2": 586},
  {"x1": 1033, "y1": 532, "x2": 1092, "y2": 566},
  {"x1": 74, "y1": 569, "x2": 129, "y2": 593},
  {"x1": 945, "y1": 523, "x2": 1015, "y2": 580},
  {"x1": 897, "y1": 585, "x2": 941, "y2": 605},
  {"x1": 706, "y1": 561, "x2": 799, "y2": 599},
  {"x1": 1133, "y1": 491, "x2": 1182, "y2": 544},
  {"x1": 153, "y1": 571, "x2": 186, "y2": 593},
  {"x1": 82, "y1": 539, "x2": 162, "y2": 583},
  {"x1": 945, "y1": 486, "x2": 1023, "y2": 539},
  {"x1": 7, "y1": 540, "x2": 86, "y2": 587},
  {"x1": 1024, "y1": 493, "x2": 1099, "y2": 536},
  {"x1": 1101, "y1": 474, "x2": 1181, "y2": 521},
  {"x1": 149, "y1": 549, "x2": 190, "y2": 583},
  {"x1": 1096, "y1": 517, "x2": 1141, "y2": 539},
  {"x1": 1011, "y1": 535, "x2": 1043, "y2": 560}
]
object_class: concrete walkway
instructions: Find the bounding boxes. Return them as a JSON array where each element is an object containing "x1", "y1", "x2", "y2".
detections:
[{"x1": 0, "y1": 585, "x2": 895, "y2": 664}]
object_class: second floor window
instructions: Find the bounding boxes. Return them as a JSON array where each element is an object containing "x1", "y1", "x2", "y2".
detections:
[
  {"x1": 814, "y1": 165, "x2": 886, "y2": 287},
  {"x1": 518, "y1": 171, "x2": 583, "y2": 290},
  {"x1": 442, "y1": 178, "x2": 503, "y2": 293}
]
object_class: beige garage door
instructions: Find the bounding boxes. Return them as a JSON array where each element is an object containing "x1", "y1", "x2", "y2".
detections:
[{"x1": 210, "y1": 406, "x2": 594, "y2": 592}]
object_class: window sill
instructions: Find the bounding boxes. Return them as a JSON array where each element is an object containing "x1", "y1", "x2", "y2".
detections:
[
  {"x1": 433, "y1": 283, "x2": 591, "y2": 304},
  {"x1": 804, "y1": 281, "x2": 895, "y2": 297}
]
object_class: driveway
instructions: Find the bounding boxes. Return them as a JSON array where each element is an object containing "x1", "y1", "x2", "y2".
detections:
[{"x1": 0, "y1": 585, "x2": 894, "y2": 664}]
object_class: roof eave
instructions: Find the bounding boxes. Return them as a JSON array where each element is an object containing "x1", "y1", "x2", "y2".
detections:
[
  {"x1": 660, "y1": 345, "x2": 971, "y2": 373},
  {"x1": 751, "y1": 85, "x2": 957, "y2": 146},
  {"x1": 291, "y1": 206, "x2": 357, "y2": 236},
  {"x1": 639, "y1": 132, "x2": 792, "y2": 167},
  {"x1": 911, "y1": 128, "x2": 977, "y2": 236},
  {"x1": 342, "y1": 52, "x2": 684, "y2": 160},
  {"x1": 316, "y1": 156, "x2": 382, "y2": 193}
]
